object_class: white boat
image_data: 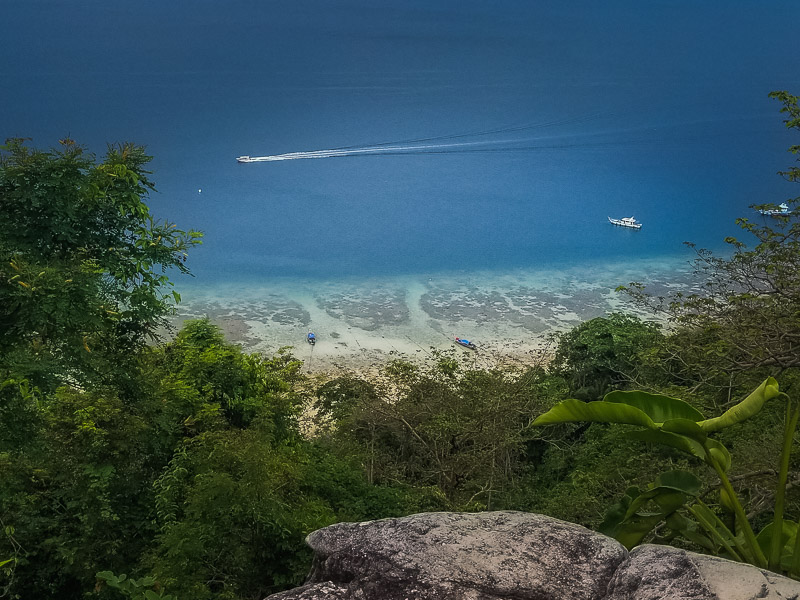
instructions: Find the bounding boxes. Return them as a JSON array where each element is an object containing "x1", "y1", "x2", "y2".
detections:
[
  {"x1": 608, "y1": 216, "x2": 642, "y2": 229},
  {"x1": 236, "y1": 155, "x2": 254, "y2": 163},
  {"x1": 758, "y1": 203, "x2": 790, "y2": 216}
]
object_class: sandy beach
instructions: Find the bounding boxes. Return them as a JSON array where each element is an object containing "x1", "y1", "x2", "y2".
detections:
[{"x1": 170, "y1": 256, "x2": 699, "y2": 374}]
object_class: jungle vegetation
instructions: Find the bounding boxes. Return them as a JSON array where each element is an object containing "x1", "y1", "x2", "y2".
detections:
[{"x1": 1, "y1": 91, "x2": 799, "y2": 598}]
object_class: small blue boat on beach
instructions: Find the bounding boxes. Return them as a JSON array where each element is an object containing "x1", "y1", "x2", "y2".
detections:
[{"x1": 455, "y1": 337, "x2": 477, "y2": 350}]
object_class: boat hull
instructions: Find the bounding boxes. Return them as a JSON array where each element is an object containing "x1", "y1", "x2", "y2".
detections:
[
  {"x1": 455, "y1": 338, "x2": 477, "y2": 350},
  {"x1": 758, "y1": 207, "x2": 791, "y2": 217},
  {"x1": 608, "y1": 217, "x2": 642, "y2": 229}
]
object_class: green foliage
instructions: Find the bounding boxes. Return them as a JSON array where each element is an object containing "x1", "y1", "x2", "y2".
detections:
[
  {"x1": 0, "y1": 138, "x2": 202, "y2": 389},
  {"x1": 149, "y1": 427, "x2": 333, "y2": 599},
  {"x1": 551, "y1": 313, "x2": 662, "y2": 400},
  {"x1": 315, "y1": 361, "x2": 552, "y2": 510},
  {"x1": 533, "y1": 378, "x2": 800, "y2": 575},
  {"x1": 158, "y1": 319, "x2": 304, "y2": 431},
  {"x1": 0, "y1": 316, "x2": 329, "y2": 599},
  {"x1": 0, "y1": 382, "x2": 164, "y2": 597},
  {"x1": 316, "y1": 375, "x2": 380, "y2": 424},
  {"x1": 769, "y1": 91, "x2": 800, "y2": 183},
  {"x1": 96, "y1": 571, "x2": 176, "y2": 600},
  {"x1": 0, "y1": 523, "x2": 22, "y2": 599},
  {"x1": 599, "y1": 470, "x2": 704, "y2": 549}
]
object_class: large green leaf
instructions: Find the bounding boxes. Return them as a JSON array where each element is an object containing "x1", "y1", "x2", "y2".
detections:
[
  {"x1": 661, "y1": 418, "x2": 708, "y2": 444},
  {"x1": 532, "y1": 398, "x2": 656, "y2": 428},
  {"x1": 665, "y1": 512, "x2": 717, "y2": 551},
  {"x1": 600, "y1": 472, "x2": 702, "y2": 550},
  {"x1": 604, "y1": 390, "x2": 705, "y2": 424},
  {"x1": 699, "y1": 377, "x2": 782, "y2": 433},
  {"x1": 626, "y1": 429, "x2": 731, "y2": 471},
  {"x1": 627, "y1": 429, "x2": 707, "y2": 462},
  {"x1": 614, "y1": 492, "x2": 688, "y2": 549},
  {"x1": 757, "y1": 520, "x2": 798, "y2": 563},
  {"x1": 651, "y1": 470, "x2": 703, "y2": 496},
  {"x1": 706, "y1": 439, "x2": 732, "y2": 472},
  {"x1": 599, "y1": 486, "x2": 639, "y2": 537},
  {"x1": 613, "y1": 490, "x2": 690, "y2": 550},
  {"x1": 622, "y1": 471, "x2": 701, "y2": 521}
]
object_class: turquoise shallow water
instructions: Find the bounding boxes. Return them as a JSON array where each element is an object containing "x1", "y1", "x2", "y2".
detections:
[{"x1": 171, "y1": 255, "x2": 702, "y2": 368}]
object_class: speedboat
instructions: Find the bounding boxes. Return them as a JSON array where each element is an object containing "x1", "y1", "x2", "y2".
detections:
[
  {"x1": 236, "y1": 155, "x2": 254, "y2": 163},
  {"x1": 758, "y1": 203, "x2": 791, "y2": 216},
  {"x1": 307, "y1": 332, "x2": 316, "y2": 345},
  {"x1": 455, "y1": 337, "x2": 477, "y2": 350},
  {"x1": 608, "y1": 216, "x2": 642, "y2": 229}
]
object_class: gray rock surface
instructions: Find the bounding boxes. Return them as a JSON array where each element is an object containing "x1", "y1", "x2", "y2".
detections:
[
  {"x1": 606, "y1": 544, "x2": 800, "y2": 600},
  {"x1": 265, "y1": 512, "x2": 800, "y2": 600},
  {"x1": 270, "y1": 511, "x2": 627, "y2": 600},
  {"x1": 267, "y1": 582, "x2": 352, "y2": 600}
]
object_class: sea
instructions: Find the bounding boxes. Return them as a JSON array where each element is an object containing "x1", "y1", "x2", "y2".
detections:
[{"x1": 3, "y1": 0, "x2": 800, "y2": 362}]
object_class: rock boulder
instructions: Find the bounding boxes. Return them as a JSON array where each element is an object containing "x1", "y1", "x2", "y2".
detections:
[
  {"x1": 606, "y1": 544, "x2": 800, "y2": 600},
  {"x1": 269, "y1": 511, "x2": 626, "y2": 600},
  {"x1": 266, "y1": 512, "x2": 800, "y2": 600}
]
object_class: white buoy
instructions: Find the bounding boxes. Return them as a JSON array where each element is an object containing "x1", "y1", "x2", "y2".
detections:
[{"x1": 198, "y1": 189, "x2": 202, "y2": 193}]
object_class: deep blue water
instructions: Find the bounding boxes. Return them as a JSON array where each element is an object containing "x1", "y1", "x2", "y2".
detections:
[{"x1": 3, "y1": 0, "x2": 800, "y2": 282}]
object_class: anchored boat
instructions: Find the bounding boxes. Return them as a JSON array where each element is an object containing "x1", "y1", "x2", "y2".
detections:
[
  {"x1": 307, "y1": 332, "x2": 316, "y2": 345},
  {"x1": 608, "y1": 216, "x2": 642, "y2": 229},
  {"x1": 758, "y1": 203, "x2": 791, "y2": 216},
  {"x1": 455, "y1": 337, "x2": 477, "y2": 350}
]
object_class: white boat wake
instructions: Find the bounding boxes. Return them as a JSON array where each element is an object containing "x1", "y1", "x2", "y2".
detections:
[
  {"x1": 236, "y1": 113, "x2": 608, "y2": 163},
  {"x1": 235, "y1": 110, "x2": 744, "y2": 164},
  {"x1": 239, "y1": 139, "x2": 531, "y2": 162}
]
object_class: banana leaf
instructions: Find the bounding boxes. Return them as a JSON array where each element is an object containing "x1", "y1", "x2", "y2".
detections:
[
  {"x1": 626, "y1": 428, "x2": 731, "y2": 471},
  {"x1": 691, "y1": 502, "x2": 749, "y2": 562},
  {"x1": 757, "y1": 521, "x2": 798, "y2": 571},
  {"x1": 532, "y1": 398, "x2": 657, "y2": 428},
  {"x1": 699, "y1": 377, "x2": 782, "y2": 433},
  {"x1": 622, "y1": 471, "x2": 702, "y2": 520},
  {"x1": 599, "y1": 472, "x2": 702, "y2": 550},
  {"x1": 617, "y1": 492, "x2": 688, "y2": 550},
  {"x1": 665, "y1": 512, "x2": 717, "y2": 552},
  {"x1": 604, "y1": 390, "x2": 705, "y2": 424},
  {"x1": 706, "y1": 442, "x2": 732, "y2": 472},
  {"x1": 652, "y1": 470, "x2": 704, "y2": 495},
  {"x1": 661, "y1": 418, "x2": 708, "y2": 443},
  {"x1": 598, "y1": 486, "x2": 639, "y2": 537}
]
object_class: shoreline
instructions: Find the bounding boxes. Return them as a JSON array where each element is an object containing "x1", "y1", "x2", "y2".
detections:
[{"x1": 170, "y1": 256, "x2": 698, "y2": 374}]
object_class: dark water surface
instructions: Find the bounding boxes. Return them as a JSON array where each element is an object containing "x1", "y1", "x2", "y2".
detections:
[{"x1": 3, "y1": 0, "x2": 800, "y2": 283}]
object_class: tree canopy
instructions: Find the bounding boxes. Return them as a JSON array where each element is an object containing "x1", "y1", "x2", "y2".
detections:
[{"x1": 0, "y1": 139, "x2": 202, "y2": 388}]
